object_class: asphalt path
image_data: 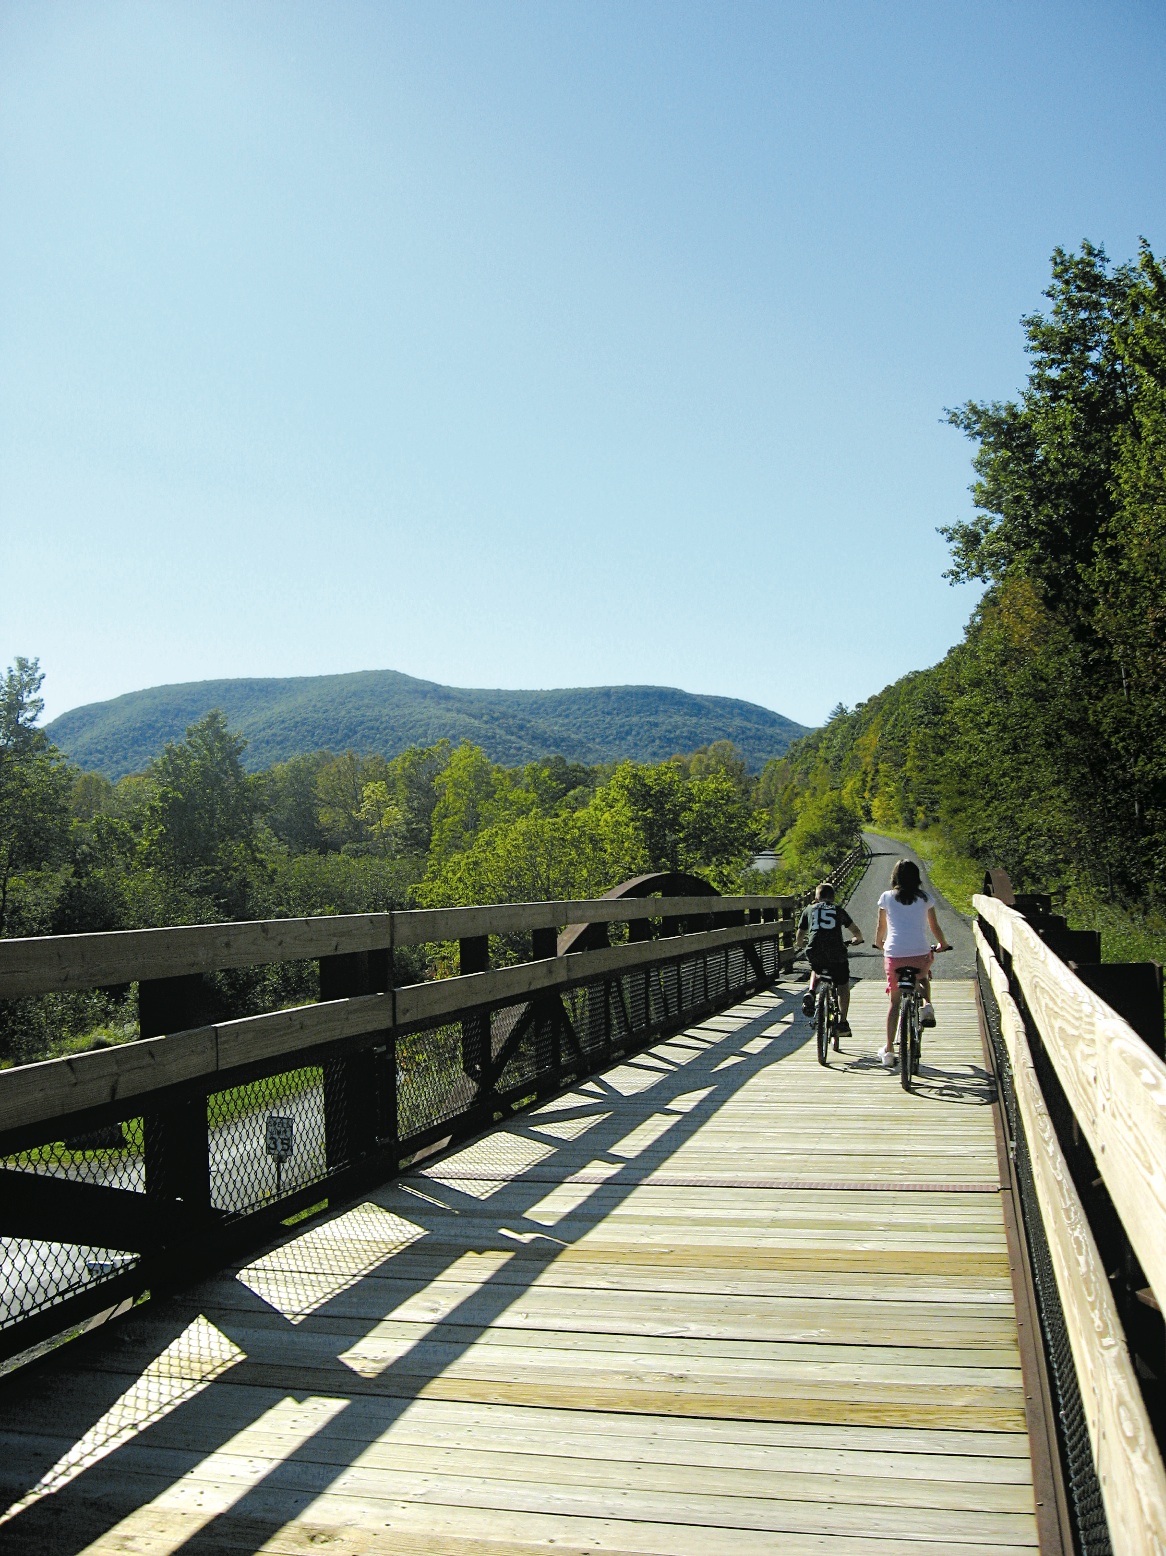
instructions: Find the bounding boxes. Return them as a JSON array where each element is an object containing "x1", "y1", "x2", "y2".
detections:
[{"x1": 842, "y1": 830, "x2": 977, "y2": 982}]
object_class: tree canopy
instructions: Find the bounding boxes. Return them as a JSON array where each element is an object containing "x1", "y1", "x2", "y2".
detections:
[{"x1": 765, "y1": 240, "x2": 1166, "y2": 905}]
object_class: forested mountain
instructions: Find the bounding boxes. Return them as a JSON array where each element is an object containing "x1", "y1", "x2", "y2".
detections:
[
  {"x1": 763, "y1": 241, "x2": 1166, "y2": 911},
  {"x1": 46, "y1": 672, "x2": 808, "y2": 779}
]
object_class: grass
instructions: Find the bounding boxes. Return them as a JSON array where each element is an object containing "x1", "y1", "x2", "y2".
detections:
[
  {"x1": 870, "y1": 823, "x2": 1166, "y2": 969},
  {"x1": 206, "y1": 1066, "x2": 323, "y2": 1129},
  {"x1": 1061, "y1": 887, "x2": 1166, "y2": 967},
  {"x1": 867, "y1": 824, "x2": 984, "y2": 918}
]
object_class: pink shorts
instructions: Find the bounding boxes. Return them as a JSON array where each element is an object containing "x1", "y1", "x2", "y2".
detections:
[{"x1": 885, "y1": 952, "x2": 933, "y2": 994}]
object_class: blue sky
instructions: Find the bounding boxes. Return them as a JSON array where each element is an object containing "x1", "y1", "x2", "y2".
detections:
[{"x1": 3, "y1": 1, "x2": 1164, "y2": 729}]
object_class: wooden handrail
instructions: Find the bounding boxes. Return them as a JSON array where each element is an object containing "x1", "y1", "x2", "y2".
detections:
[
  {"x1": 0, "y1": 894, "x2": 793, "y2": 1000},
  {"x1": 974, "y1": 893, "x2": 1166, "y2": 1313},
  {"x1": 0, "y1": 921, "x2": 787, "y2": 1139},
  {"x1": 975, "y1": 919, "x2": 1166, "y2": 1554}
]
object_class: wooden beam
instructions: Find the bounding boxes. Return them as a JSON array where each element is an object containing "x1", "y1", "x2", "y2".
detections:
[
  {"x1": 0, "y1": 898, "x2": 794, "y2": 997},
  {"x1": 393, "y1": 924, "x2": 781, "y2": 1028},
  {"x1": 0, "y1": 1166, "x2": 205, "y2": 1252},
  {"x1": 0, "y1": 915, "x2": 394, "y2": 999},
  {"x1": 975, "y1": 923, "x2": 1166, "y2": 1555},
  {"x1": 974, "y1": 894, "x2": 1166, "y2": 1314},
  {"x1": 0, "y1": 927, "x2": 782, "y2": 1141}
]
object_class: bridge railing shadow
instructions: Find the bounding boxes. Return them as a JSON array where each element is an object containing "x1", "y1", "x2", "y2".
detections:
[{"x1": 0, "y1": 987, "x2": 812, "y2": 1555}]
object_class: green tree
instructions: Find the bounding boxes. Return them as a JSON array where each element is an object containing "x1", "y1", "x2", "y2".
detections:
[
  {"x1": 682, "y1": 740, "x2": 751, "y2": 800},
  {"x1": 428, "y1": 743, "x2": 533, "y2": 868},
  {"x1": 316, "y1": 752, "x2": 384, "y2": 852},
  {"x1": 593, "y1": 762, "x2": 688, "y2": 875},
  {"x1": 266, "y1": 753, "x2": 330, "y2": 854},
  {"x1": 358, "y1": 781, "x2": 405, "y2": 855},
  {"x1": 0, "y1": 658, "x2": 73, "y2": 934},
  {"x1": 781, "y1": 791, "x2": 862, "y2": 888},
  {"x1": 142, "y1": 710, "x2": 261, "y2": 917},
  {"x1": 941, "y1": 241, "x2": 1137, "y2": 615},
  {"x1": 420, "y1": 809, "x2": 613, "y2": 908},
  {"x1": 389, "y1": 739, "x2": 452, "y2": 853},
  {"x1": 680, "y1": 770, "x2": 757, "y2": 872}
]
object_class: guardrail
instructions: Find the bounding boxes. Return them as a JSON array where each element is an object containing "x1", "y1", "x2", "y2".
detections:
[
  {"x1": 974, "y1": 888, "x2": 1166, "y2": 1556},
  {"x1": 793, "y1": 840, "x2": 868, "y2": 912},
  {"x1": 0, "y1": 882, "x2": 798, "y2": 1366}
]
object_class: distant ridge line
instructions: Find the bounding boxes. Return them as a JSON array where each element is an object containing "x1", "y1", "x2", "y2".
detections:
[{"x1": 46, "y1": 669, "x2": 809, "y2": 780}]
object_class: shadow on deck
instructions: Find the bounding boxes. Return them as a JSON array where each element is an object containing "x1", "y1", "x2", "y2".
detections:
[{"x1": 0, "y1": 978, "x2": 1039, "y2": 1556}]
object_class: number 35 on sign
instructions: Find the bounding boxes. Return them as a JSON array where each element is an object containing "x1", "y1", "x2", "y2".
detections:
[{"x1": 265, "y1": 1115, "x2": 294, "y2": 1163}]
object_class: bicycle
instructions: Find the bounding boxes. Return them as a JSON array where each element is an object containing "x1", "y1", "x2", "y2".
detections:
[
  {"x1": 813, "y1": 969, "x2": 841, "y2": 1067},
  {"x1": 893, "y1": 946, "x2": 951, "y2": 1091}
]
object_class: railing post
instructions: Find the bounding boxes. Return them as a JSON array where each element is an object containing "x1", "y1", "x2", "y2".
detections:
[
  {"x1": 320, "y1": 949, "x2": 392, "y2": 1172},
  {"x1": 459, "y1": 936, "x2": 490, "y2": 1086},
  {"x1": 530, "y1": 928, "x2": 561, "y2": 1086},
  {"x1": 139, "y1": 974, "x2": 212, "y2": 1217}
]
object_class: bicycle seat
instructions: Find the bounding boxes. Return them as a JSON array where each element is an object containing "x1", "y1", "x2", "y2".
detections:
[{"x1": 895, "y1": 967, "x2": 918, "y2": 988}]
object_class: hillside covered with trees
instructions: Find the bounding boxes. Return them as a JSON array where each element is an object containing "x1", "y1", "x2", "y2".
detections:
[
  {"x1": 758, "y1": 241, "x2": 1166, "y2": 926},
  {"x1": 45, "y1": 672, "x2": 808, "y2": 780}
]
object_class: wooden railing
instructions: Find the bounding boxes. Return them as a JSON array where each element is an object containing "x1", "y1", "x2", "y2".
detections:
[
  {"x1": 974, "y1": 892, "x2": 1166, "y2": 1556},
  {"x1": 0, "y1": 886, "x2": 795, "y2": 1364}
]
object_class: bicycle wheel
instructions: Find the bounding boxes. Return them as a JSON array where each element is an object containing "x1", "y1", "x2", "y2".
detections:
[
  {"x1": 898, "y1": 999, "x2": 914, "y2": 1091},
  {"x1": 912, "y1": 1003, "x2": 923, "y2": 1077},
  {"x1": 816, "y1": 990, "x2": 830, "y2": 1066}
]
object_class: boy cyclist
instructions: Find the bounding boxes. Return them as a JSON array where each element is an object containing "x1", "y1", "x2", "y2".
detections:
[{"x1": 796, "y1": 882, "x2": 864, "y2": 1042}]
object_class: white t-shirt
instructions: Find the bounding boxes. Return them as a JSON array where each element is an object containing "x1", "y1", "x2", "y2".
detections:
[{"x1": 878, "y1": 889, "x2": 933, "y2": 957}]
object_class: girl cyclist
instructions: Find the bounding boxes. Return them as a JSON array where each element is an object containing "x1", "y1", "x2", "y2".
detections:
[{"x1": 872, "y1": 858, "x2": 951, "y2": 1070}]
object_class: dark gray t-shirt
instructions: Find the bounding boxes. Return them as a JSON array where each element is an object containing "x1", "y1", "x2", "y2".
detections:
[{"x1": 798, "y1": 900, "x2": 854, "y2": 959}]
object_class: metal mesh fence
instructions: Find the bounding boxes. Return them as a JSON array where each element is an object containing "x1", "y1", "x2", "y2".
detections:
[
  {"x1": 1, "y1": 930, "x2": 784, "y2": 1360},
  {"x1": 0, "y1": 1238, "x2": 140, "y2": 1333},
  {"x1": 397, "y1": 1021, "x2": 474, "y2": 1140},
  {"x1": 977, "y1": 962, "x2": 1112, "y2": 1556},
  {"x1": 4, "y1": 1120, "x2": 145, "y2": 1188},
  {"x1": 1, "y1": 1116, "x2": 148, "y2": 1334},
  {"x1": 207, "y1": 1067, "x2": 328, "y2": 1217}
]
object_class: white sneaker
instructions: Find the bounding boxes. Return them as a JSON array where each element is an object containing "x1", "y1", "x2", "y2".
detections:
[
  {"x1": 879, "y1": 1049, "x2": 896, "y2": 1069},
  {"x1": 920, "y1": 1002, "x2": 936, "y2": 1028}
]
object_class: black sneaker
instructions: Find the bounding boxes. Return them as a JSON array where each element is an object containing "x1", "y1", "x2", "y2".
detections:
[
  {"x1": 801, "y1": 992, "x2": 815, "y2": 1017},
  {"x1": 836, "y1": 1020, "x2": 852, "y2": 1037}
]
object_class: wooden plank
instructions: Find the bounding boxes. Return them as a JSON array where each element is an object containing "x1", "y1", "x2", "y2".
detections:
[
  {"x1": 394, "y1": 923, "x2": 782, "y2": 1027},
  {"x1": 975, "y1": 893, "x2": 1166, "y2": 1311},
  {"x1": 0, "y1": 1429, "x2": 1040, "y2": 1515},
  {"x1": 0, "y1": 924, "x2": 783, "y2": 1140},
  {"x1": 0, "y1": 913, "x2": 394, "y2": 998},
  {"x1": 3, "y1": 1485, "x2": 1041, "y2": 1556},
  {"x1": 976, "y1": 923, "x2": 1166, "y2": 1556},
  {"x1": 0, "y1": 1447, "x2": 1041, "y2": 1540},
  {"x1": 0, "y1": 898, "x2": 793, "y2": 997},
  {"x1": 0, "y1": 994, "x2": 390, "y2": 1139},
  {"x1": 393, "y1": 898, "x2": 794, "y2": 949}
]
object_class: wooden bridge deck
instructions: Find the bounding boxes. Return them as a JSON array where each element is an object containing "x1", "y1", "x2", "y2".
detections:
[{"x1": 0, "y1": 976, "x2": 1042, "y2": 1555}]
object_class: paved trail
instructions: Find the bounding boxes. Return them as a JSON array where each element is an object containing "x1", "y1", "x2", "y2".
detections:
[{"x1": 842, "y1": 831, "x2": 977, "y2": 984}]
